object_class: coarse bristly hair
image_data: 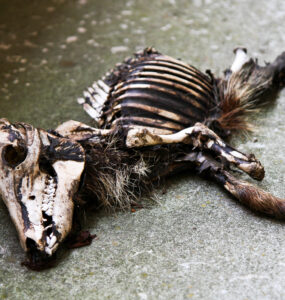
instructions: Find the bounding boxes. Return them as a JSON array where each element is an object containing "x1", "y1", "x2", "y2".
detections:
[
  {"x1": 216, "y1": 59, "x2": 275, "y2": 134},
  {"x1": 76, "y1": 133, "x2": 155, "y2": 210}
]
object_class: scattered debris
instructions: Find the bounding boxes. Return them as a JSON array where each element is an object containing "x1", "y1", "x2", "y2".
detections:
[
  {"x1": 111, "y1": 46, "x2": 129, "y2": 54},
  {"x1": 77, "y1": 27, "x2": 87, "y2": 33},
  {"x1": 66, "y1": 36, "x2": 78, "y2": 43}
]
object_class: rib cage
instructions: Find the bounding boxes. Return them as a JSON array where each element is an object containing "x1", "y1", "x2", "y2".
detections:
[{"x1": 78, "y1": 48, "x2": 218, "y2": 135}]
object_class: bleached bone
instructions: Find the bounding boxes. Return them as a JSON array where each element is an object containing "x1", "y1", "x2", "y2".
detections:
[
  {"x1": 231, "y1": 47, "x2": 250, "y2": 73},
  {"x1": 0, "y1": 119, "x2": 85, "y2": 257},
  {"x1": 126, "y1": 122, "x2": 264, "y2": 180}
]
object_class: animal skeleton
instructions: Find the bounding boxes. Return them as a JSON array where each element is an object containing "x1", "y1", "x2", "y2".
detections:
[{"x1": 0, "y1": 47, "x2": 285, "y2": 270}]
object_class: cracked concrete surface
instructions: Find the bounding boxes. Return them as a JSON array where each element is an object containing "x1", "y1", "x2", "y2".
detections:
[{"x1": 0, "y1": 0, "x2": 285, "y2": 299}]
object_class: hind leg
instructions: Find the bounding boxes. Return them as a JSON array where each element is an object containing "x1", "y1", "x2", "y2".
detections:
[
  {"x1": 162, "y1": 151, "x2": 285, "y2": 219},
  {"x1": 191, "y1": 152, "x2": 285, "y2": 219},
  {"x1": 126, "y1": 122, "x2": 264, "y2": 181}
]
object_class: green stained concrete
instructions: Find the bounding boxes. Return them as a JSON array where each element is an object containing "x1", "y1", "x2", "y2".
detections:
[{"x1": 0, "y1": 0, "x2": 285, "y2": 299}]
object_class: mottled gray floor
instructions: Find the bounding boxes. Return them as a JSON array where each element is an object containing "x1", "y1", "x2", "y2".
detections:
[{"x1": 0, "y1": 0, "x2": 285, "y2": 299}]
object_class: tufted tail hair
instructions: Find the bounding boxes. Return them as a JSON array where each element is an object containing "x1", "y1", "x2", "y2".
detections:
[{"x1": 216, "y1": 50, "x2": 285, "y2": 134}]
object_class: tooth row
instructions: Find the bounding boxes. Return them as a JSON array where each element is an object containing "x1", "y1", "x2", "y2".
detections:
[
  {"x1": 46, "y1": 186, "x2": 56, "y2": 194},
  {"x1": 42, "y1": 195, "x2": 54, "y2": 216},
  {"x1": 44, "y1": 207, "x2": 53, "y2": 216},
  {"x1": 42, "y1": 193, "x2": 54, "y2": 203},
  {"x1": 46, "y1": 177, "x2": 56, "y2": 190},
  {"x1": 42, "y1": 177, "x2": 57, "y2": 216}
]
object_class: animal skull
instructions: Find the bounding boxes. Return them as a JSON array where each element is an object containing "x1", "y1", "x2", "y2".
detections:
[{"x1": 0, "y1": 119, "x2": 85, "y2": 261}]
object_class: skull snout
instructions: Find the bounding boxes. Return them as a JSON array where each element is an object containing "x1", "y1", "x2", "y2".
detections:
[{"x1": 0, "y1": 120, "x2": 86, "y2": 260}]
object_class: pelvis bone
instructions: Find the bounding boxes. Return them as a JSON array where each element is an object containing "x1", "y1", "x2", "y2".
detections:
[{"x1": 0, "y1": 119, "x2": 85, "y2": 258}]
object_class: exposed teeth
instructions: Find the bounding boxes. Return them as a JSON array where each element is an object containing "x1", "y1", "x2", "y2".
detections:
[
  {"x1": 46, "y1": 208, "x2": 53, "y2": 216},
  {"x1": 42, "y1": 176, "x2": 57, "y2": 216},
  {"x1": 49, "y1": 236, "x2": 57, "y2": 248},
  {"x1": 45, "y1": 247, "x2": 52, "y2": 256},
  {"x1": 42, "y1": 204, "x2": 49, "y2": 211},
  {"x1": 42, "y1": 198, "x2": 52, "y2": 205},
  {"x1": 46, "y1": 190, "x2": 55, "y2": 195},
  {"x1": 42, "y1": 177, "x2": 58, "y2": 253}
]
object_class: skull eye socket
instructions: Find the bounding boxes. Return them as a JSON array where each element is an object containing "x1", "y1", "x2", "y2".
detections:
[{"x1": 2, "y1": 145, "x2": 27, "y2": 168}]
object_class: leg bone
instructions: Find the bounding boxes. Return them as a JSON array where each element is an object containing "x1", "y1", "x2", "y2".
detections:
[
  {"x1": 177, "y1": 151, "x2": 285, "y2": 219},
  {"x1": 126, "y1": 122, "x2": 264, "y2": 180},
  {"x1": 55, "y1": 120, "x2": 113, "y2": 141}
]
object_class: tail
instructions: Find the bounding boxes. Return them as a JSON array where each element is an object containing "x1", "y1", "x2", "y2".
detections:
[{"x1": 216, "y1": 48, "x2": 285, "y2": 133}]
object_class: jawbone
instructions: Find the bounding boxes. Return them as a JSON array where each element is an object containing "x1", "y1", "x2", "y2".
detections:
[{"x1": 0, "y1": 119, "x2": 85, "y2": 267}]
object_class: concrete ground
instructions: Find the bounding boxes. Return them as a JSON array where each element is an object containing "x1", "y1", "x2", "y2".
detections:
[{"x1": 0, "y1": 0, "x2": 285, "y2": 299}]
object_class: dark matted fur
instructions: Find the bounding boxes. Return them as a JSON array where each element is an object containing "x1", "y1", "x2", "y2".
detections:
[
  {"x1": 76, "y1": 132, "x2": 195, "y2": 210},
  {"x1": 77, "y1": 135, "x2": 152, "y2": 209}
]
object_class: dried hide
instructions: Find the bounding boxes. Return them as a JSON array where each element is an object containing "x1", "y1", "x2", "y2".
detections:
[{"x1": 0, "y1": 47, "x2": 285, "y2": 270}]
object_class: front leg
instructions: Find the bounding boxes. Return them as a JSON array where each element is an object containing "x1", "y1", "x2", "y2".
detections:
[
  {"x1": 126, "y1": 122, "x2": 264, "y2": 180},
  {"x1": 55, "y1": 120, "x2": 113, "y2": 141}
]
